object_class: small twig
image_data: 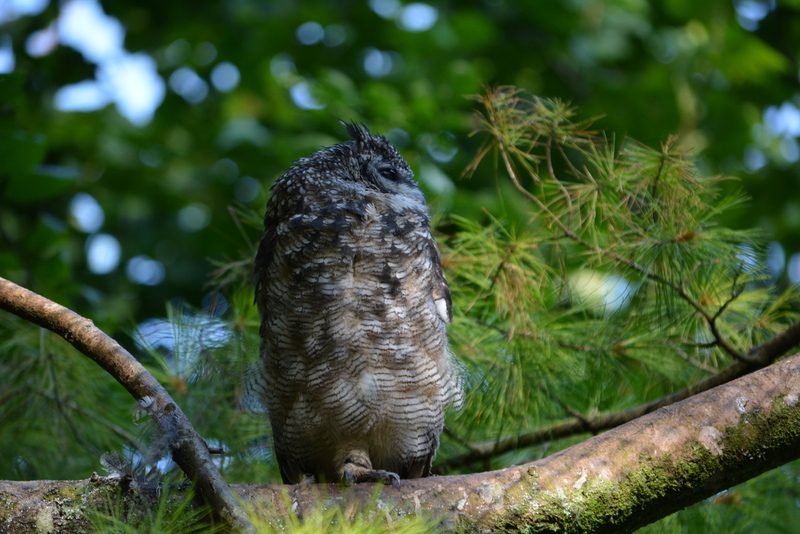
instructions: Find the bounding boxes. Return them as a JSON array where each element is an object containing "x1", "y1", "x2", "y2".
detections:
[
  {"x1": 679, "y1": 338, "x2": 718, "y2": 349},
  {"x1": 710, "y1": 273, "x2": 743, "y2": 332},
  {"x1": 664, "y1": 340, "x2": 717, "y2": 374},
  {"x1": 556, "y1": 143, "x2": 586, "y2": 182},
  {"x1": 545, "y1": 136, "x2": 573, "y2": 228},
  {"x1": 707, "y1": 319, "x2": 745, "y2": 362},
  {"x1": 551, "y1": 395, "x2": 595, "y2": 432},
  {"x1": 649, "y1": 144, "x2": 667, "y2": 225},
  {"x1": 479, "y1": 320, "x2": 599, "y2": 353}
]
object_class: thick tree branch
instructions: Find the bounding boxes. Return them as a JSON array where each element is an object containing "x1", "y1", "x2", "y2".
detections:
[
  {"x1": 0, "y1": 277, "x2": 255, "y2": 534},
  {"x1": 4, "y1": 352, "x2": 800, "y2": 533},
  {"x1": 437, "y1": 318, "x2": 800, "y2": 472}
]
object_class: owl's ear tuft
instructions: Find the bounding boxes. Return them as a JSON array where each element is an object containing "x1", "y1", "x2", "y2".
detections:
[{"x1": 342, "y1": 120, "x2": 372, "y2": 147}]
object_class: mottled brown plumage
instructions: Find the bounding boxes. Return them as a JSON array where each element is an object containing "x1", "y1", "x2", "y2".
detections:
[{"x1": 252, "y1": 123, "x2": 462, "y2": 484}]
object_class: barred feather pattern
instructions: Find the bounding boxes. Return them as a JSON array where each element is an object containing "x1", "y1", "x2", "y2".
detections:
[{"x1": 252, "y1": 123, "x2": 463, "y2": 484}]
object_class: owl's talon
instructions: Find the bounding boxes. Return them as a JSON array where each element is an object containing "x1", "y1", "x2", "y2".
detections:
[
  {"x1": 375, "y1": 470, "x2": 401, "y2": 487},
  {"x1": 341, "y1": 462, "x2": 401, "y2": 486}
]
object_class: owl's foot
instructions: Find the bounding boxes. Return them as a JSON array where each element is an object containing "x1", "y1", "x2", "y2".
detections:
[
  {"x1": 340, "y1": 452, "x2": 400, "y2": 487},
  {"x1": 342, "y1": 463, "x2": 400, "y2": 486},
  {"x1": 299, "y1": 473, "x2": 316, "y2": 486}
]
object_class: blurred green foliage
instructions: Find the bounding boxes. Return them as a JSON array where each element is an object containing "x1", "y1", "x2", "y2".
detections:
[
  {"x1": 2, "y1": 0, "x2": 798, "y2": 331},
  {"x1": 1, "y1": 0, "x2": 800, "y2": 531}
]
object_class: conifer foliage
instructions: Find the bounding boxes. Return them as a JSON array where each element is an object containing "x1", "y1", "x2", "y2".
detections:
[{"x1": 440, "y1": 87, "x2": 800, "y2": 474}]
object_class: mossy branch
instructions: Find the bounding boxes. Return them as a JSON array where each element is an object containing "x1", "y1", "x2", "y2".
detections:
[{"x1": 3, "y1": 352, "x2": 800, "y2": 533}]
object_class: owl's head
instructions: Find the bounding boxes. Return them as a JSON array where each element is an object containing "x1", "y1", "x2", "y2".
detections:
[{"x1": 341, "y1": 122, "x2": 423, "y2": 201}]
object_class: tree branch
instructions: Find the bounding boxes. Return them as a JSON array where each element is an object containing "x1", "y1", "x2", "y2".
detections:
[
  {"x1": 4, "y1": 352, "x2": 800, "y2": 533},
  {"x1": 437, "y1": 317, "x2": 800, "y2": 472},
  {"x1": 0, "y1": 276, "x2": 256, "y2": 534}
]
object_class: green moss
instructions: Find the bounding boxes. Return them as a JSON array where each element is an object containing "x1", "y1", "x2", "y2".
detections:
[
  {"x1": 721, "y1": 396, "x2": 800, "y2": 464},
  {"x1": 484, "y1": 392, "x2": 800, "y2": 533},
  {"x1": 0, "y1": 490, "x2": 17, "y2": 523}
]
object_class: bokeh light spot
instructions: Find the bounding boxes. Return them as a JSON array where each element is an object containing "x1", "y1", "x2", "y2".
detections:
[
  {"x1": 398, "y1": 3, "x2": 438, "y2": 32},
  {"x1": 296, "y1": 21, "x2": 324, "y2": 45},
  {"x1": 210, "y1": 61, "x2": 240, "y2": 92},
  {"x1": 177, "y1": 203, "x2": 211, "y2": 232},
  {"x1": 289, "y1": 81, "x2": 325, "y2": 110},
  {"x1": 234, "y1": 176, "x2": 260, "y2": 203},
  {"x1": 70, "y1": 192, "x2": 105, "y2": 233},
  {"x1": 193, "y1": 41, "x2": 217, "y2": 65},
  {"x1": 126, "y1": 255, "x2": 165, "y2": 286},
  {"x1": 169, "y1": 66, "x2": 208, "y2": 104},
  {"x1": 86, "y1": 233, "x2": 121, "y2": 274}
]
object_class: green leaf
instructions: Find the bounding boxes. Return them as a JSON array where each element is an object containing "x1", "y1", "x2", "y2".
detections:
[
  {"x1": 718, "y1": 30, "x2": 788, "y2": 84},
  {"x1": 6, "y1": 165, "x2": 79, "y2": 204},
  {"x1": 0, "y1": 131, "x2": 47, "y2": 177}
]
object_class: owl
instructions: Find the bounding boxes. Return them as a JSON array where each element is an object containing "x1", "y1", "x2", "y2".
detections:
[{"x1": 252, "y1": 122, "x2": 463, "y2": 485}]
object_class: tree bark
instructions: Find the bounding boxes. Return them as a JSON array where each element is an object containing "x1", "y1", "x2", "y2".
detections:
[{"x1": 3, "y1": 352, "x2": 799, "y2": 533}]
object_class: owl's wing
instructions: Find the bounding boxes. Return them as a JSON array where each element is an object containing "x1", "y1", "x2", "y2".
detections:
[
  {"x1": 254, "y1": 170, "x2": 300, "y2": 315},
  {"x1": 255, "y1": 186, "x2": 371, "y2": 327},
  {"x1": 426, "y1": 237, "x2": 452, "y2": 324},
  {"x1": 254, "y1": 220, "x2": 278, "y2": 315}
]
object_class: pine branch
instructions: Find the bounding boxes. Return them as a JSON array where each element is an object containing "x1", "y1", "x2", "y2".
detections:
[
  {"x1": 31, "y1": 388, "x2": 145, "y2": 454},
  {"x1": 436, "y1": 317, "x2": 800, "y2": 473},
  {"x1": 496, "y1": 140, "x2": 750, "y2": 360},
  {"x1": 0, "y1": 276, "x2": 256, "y2": 534},
  {"x1": 469, "y1": 87, "x2": 757, "y2": 365}
]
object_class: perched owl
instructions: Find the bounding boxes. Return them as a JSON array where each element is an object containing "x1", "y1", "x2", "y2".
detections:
[{"x1": 252, "y1": 122, "x2": 463, "y2": 485}]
